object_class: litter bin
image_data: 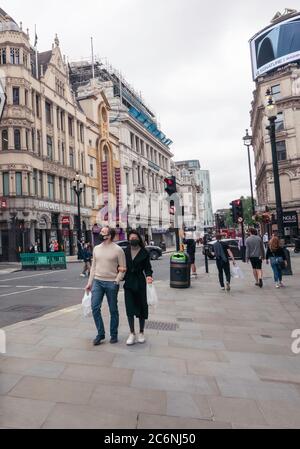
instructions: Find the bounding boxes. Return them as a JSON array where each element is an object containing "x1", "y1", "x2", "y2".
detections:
[
  {"x1": 170, "y1": 253, "x2": 191, "y2": 289},
  {"x1": 282, "y1": 247, "x2": 293, "y2": 276}
]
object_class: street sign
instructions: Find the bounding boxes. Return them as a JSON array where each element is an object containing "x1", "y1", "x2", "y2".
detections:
[{"x1": 0, "y1": 79, "x2": 6, "y2": 121}]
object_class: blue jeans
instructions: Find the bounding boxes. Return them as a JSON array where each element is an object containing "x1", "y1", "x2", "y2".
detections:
[
  {"x1": 91, "y1": 280, "x2": 120, "y2": 339},
  {"x1": 270, "y1": 257, "x2": 283, "y2": 283}
]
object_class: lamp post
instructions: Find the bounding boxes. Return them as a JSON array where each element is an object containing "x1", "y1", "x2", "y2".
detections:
[
  {"x1": 243, "y1": 129, "x2": 256, "y2": 217},
  {"x1": 265, "y1": 89, "x2": 284, "y2": 240},
  {"x1": 72, "y1": 173, "x2": 84, "y2": 255}
]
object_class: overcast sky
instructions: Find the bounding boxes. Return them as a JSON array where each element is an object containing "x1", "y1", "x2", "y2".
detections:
[{"x1": 3, "y1": 0, "x2": 299, "y2": 211}]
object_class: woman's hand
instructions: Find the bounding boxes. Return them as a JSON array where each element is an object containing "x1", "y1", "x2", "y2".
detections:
[{"x1": 146, "y1": 277, "x2": 153, "y2": 285}]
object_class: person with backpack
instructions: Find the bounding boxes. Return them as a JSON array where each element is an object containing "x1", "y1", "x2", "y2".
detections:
[
  {"x1": 214, "y1": 234, "x2": 236, "y2": 291},
  {"x1": 266, "y1": 236, "x2": 287, "y2": 288}
]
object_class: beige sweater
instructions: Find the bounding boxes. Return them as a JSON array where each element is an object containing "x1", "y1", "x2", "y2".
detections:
[{"x1": 88, "y1": 243, "x2": 127, "y2": 285}]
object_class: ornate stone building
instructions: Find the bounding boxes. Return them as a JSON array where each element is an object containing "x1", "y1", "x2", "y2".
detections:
[{"x1": 0, "y1": 9, "x2": 92, "y2": 261}]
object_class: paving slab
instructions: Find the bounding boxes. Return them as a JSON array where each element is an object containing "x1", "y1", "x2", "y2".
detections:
[
  {"x1": 137, "y1": 413, "x2": 231, "y2": 429},
  {"x1": 0, "y1": 396, "x2": 55, "y2": 429}
]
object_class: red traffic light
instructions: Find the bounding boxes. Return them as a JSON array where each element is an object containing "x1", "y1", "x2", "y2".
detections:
[{"x1": 164, "y1": 178, "x2": 174, "y2": 186}]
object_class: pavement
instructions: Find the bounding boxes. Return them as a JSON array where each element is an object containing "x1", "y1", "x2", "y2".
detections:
[{"x1": 1, "y1": 255, "x2": 300, "y2": 429}]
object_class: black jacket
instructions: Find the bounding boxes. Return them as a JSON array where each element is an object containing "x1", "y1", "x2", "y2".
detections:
[
  {"x1": 266, "y1": 247, "x2": 286, "y2": 261},
  {"x1": 123, "y1": 247, "x2": 153, "y2": 291}
]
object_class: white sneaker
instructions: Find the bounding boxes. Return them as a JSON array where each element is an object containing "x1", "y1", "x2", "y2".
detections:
[
  {"x1": 276, "y1": 283, "x2": 280, "y2": 289},
  {"x1": 226, "y1": 283, "x2": 231, "y2": 292},
  {"x1": 126, "y1": 334, "x2": 136, "y2": 346},
  {"x1": 138, "y1": 333, "x2": 146, "y2": 344},
  {"x1": 80, "y1": 274, "x2": 86, "y2": 278}
]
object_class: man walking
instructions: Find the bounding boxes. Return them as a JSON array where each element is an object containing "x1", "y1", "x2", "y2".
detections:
[
  {"x1": 214, "y1": 234, "x2": 236, "y2": 291},
  {"x1": 246, "y1": 228, "x2": 265, "y2": 288},
  {"x1": 86, "y1": 227, "x2": 127, "y2": 346}
]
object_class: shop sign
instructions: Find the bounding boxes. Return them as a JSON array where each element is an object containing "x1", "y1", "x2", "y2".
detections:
[
  {"x1": 283, "y1": 211, "x2": 298, "y2": 227},
  {"x1": 38, "y1": 201, "x2": 60, "y2": 212}
]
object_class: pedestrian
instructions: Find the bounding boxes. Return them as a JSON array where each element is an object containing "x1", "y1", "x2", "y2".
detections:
[
  {"x1": 29, "y1": 245, "x2": 35, "y2": 254},
  {"x1": 123, "y1": 231, "x2": 154, "y2": 346},
  {"x1": 266, "y1": 236, "x2": 287, "y2": 288},
  {"x1": 80, "y1": 243, "x2": 92, "y2": 278},
  {"x1": 85, "y1": 227, "x2": 127, "y2": 346},
  {"x1": 184, "y1": 234, "x2": 197, "y2": 278},
  {"x1": 49, "y1": 241, "x2": 55, "y2": 252},
  {"x1": 246, "y1": 228, "x2": 265, "y2": 288},
  {"x1": 54, "y1": 240, "x2": 59, "y2": 252},
  {"x1": 263, "y1": 232, "x2": 269, "y2": 250},
  {"x1": 214, "y1": 234, "x2": 236, "y2": 291},
  {"x1": 34, "y1": 242, "x2": 39, "y2": 253}
]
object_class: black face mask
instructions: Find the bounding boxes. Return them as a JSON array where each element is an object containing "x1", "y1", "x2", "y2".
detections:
[
  {"x1": 99, "y1": 235, "x2": 109, "y2": 243},
  {"x1": 130, "y1": 240, "x2": 140, "y2": 248}
]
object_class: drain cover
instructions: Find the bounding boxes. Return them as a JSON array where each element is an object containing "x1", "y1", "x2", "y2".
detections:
[
  {"x1": 177, "y1": 318, "x2": 194, "y2": 323},
  {"x1": 146, "y1": 321, "x2": 178, "y2": 332}
]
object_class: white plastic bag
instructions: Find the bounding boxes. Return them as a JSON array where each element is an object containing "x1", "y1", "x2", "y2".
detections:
[
  {"x1": 231, "y1": 265, "x2": 245, "y2": 280},
  {"x1": 82, "y1": 291, "x2": 92, "y2": 318},
  {"x1": 147, "y1": 284, "x2": 158, "y2": 307}
]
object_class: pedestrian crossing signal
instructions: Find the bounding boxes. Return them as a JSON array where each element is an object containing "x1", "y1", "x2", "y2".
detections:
[
  {"x1": 230, "y1": 199, "x2": 244, "y2": 224},
  {"x1": 164, "y1": 177, "x2": 177, "y2": 196}
]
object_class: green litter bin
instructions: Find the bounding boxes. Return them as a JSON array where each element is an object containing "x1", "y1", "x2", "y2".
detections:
[{"x1": 170, "y1": 253, "x2": 191, "y2": 289}]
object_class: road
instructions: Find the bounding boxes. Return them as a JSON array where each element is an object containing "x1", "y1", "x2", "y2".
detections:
[{"x1": 0, "y1": 250, "x2": 210, "y2": 328}]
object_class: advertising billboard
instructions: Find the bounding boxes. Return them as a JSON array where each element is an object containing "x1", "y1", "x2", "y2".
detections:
[{"x1": 250, "y1": 14, "x2": 300, "y2": 80}]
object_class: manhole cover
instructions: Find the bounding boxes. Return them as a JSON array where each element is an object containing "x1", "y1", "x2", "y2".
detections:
[
  {"x1": 2, "y1": 305, "x2": 52, "y2": 314},
  {"x1": 145, "y1": 321, "x2": 178, "y2": 332}
]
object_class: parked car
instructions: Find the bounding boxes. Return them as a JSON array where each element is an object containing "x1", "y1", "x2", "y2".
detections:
[
  {"x1": 117, "y1": 241, "x2": 163, "y2": 260},
  {"x1": 203, "y1": 239, "x2": 243, "y2": 260}
]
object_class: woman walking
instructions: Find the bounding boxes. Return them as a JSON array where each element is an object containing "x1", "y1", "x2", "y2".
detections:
[
  {"x1": 123, "y1": 231, "x2": 153, "y2": 346},
  {"x1": 266, "y1": 236, "x2": 287, "y2": 288}
]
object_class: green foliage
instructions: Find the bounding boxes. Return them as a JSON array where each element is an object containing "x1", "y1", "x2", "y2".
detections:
[{"x1": 241, "y1": 196, "x2": 256, "y2": 226}]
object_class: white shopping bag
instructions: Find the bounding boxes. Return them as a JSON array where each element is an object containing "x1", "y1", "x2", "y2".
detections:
[
  {"x1": 82, "y1": 291, "x2": 92, "y2": 318},
  {"x1": 231, "y1": 265, "x2": 245, "y2": 280},
  {"x1": 147, "y1": 284, "x2": 159, "y2": 307}
]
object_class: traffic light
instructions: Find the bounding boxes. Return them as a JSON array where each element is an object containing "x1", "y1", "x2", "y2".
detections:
[
  {"x1": 164, "y1": 176, "x2": 177, "y2": 196},
  {"x1": 230, "y1": 199, "x2": 244, "y2": 224}
]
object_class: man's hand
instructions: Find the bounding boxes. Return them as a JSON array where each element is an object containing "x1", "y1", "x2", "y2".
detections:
[{"x1": 85, "y1": 284, "x2": 92, "y2": 292}]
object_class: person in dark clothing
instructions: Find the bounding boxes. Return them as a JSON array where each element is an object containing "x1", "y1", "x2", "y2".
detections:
[
  {"x1": 80, "y1": 243, "x2": 93, "y2": 278},
  {"x1": 266, "y1": 236, "x2": 287, "y2": 288},
  {"x1": 214, "y1": 234, "x2": 236, "y2": 291},
  {"x1": 123, "y1": 231, "x2": 153, "y2": 346}
]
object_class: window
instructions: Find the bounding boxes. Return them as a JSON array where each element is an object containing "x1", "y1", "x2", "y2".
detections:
[
  {"x1": 48, "y1": 175, "x2": 55, "y2": 200},
  {"x1": 81, "y1": 153, "x2": 84, "y2": 173},
  {"x1": 80, "y1": 124, "x2": 84, "y2": 143},
  {"x1": 10, "y1": 48, "x2": 20, "y2": 64},
  {"x1": 13, "y1": 87, "x2": 20, "y2": 105},
  {"x1": 69, "y1": 148, "x2": 74, "y2": 168},
  {"x1": 275, "y1": 112, "x2": 284, "y2": 132},
  {"x1": 130, "y1": 133, "x2": 135, "y2": 149},
  {"x1": 2, "y1": 172, "x2": 9, "y2": 196},
  {"x1": 276, "y1": 141, "x2": 287, "y2": 161},
  {"x1": 2, "y1": 130, "x2": 8, "y2": 151},
  {"x1": 61, "y1": 111, "x2": 65, "y2": 131},
  {"x1": 70, "y1": 181, "x2": 75, "y2": 204},
  {"x1": 64, "y1": 179, "x2": 67, "y2": 202},
  {"x1": 47, "y1": 136, "x2": 53, "y2": 160},
  {"x1": 39, "y1": 171, "x2": 43, "y2": 197},
  {"x1": 68, "y1": 117, "x2": 73, "y2": 137},
  {"x1": 16, "y1": 172, "x2": 22, "y2": 196},
  {"x1": 36, "y1": 95, "x2": 40, "y2": 117},
  {"x1": 45, "y1": 101, "x2": 52, "y2": 124},
  {"x1": 59, "y1": 178, "x2": 63, "y2": 200},
  {"x1": 14, "y1": 129, "x2": 21, "y2": 150},
  {"x1": 0, "y1": 48, "x2": 6, "y2": 64},
  {"x1": 37, "y1": 131, "x2": 41, "y2": 156},
  {"x1": 57, "y1": 108, "x2": 60, "y2": 130},
  {"x1": 25, "y1": 89, "x2": 28, "y2": 107},
  {"x1": 62, "y1": 142, "x2": 65, "y2": 165},
  {"x1": 27, "y1": 174, "x2": 31, "y2": 196},
  {"x1": 26, "y1": 130, "x2": 29, "y2": 150},
  {"x1": 31, "y1": 129, "x2": 35, "y2": 153},
  {"x1": 271, "y1": 85, "x2": 281, "y2": 101},
  {"x1": 23, "y1": 52, "x2": 28, "y2": 68}
]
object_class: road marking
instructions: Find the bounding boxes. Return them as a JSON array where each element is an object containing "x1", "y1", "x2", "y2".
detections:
[
  {"x1": 0, "y1": 285, "x2": 84, "y2": 291},
  {"x1": 0, "y1": 272, "x2": 59, "y2": 283},
  {"x1": 0, "y1": 287, "x2": 44, "y2": 298}
]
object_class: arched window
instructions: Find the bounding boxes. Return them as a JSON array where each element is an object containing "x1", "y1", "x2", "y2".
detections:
[
  {"x1": 1, "y1": 130, "x2": 8, "y2": 151},
  {"x1": 14, "y1": 129, "x2": 21, "y2": 150},
  {"x1": 103, "y1": 146, "x2": 109, "y2": 162}
]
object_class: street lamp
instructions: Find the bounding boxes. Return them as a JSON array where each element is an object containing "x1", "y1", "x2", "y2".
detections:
[
  {"x1": 243, "y1": 129, "x2": 256, "y2": 217},
  {"x1": 72, "y1": 173, "x2": 84, "y2": 249},
  {"x1": 265, "y1": 89, "x2": 284, "y2": 240}
]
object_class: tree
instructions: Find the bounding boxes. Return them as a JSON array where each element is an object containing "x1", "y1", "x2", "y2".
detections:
[{"x1": 241, "y1": 196, "x2": 257, "y2": 227}]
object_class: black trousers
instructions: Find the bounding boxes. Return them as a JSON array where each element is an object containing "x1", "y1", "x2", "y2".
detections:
[
  {"x1": 216, "y1": 259, "x2": 231, "y2": 287},
  {"x1": 128, "y1": 316, "x2": 146, "y2": 334}
]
